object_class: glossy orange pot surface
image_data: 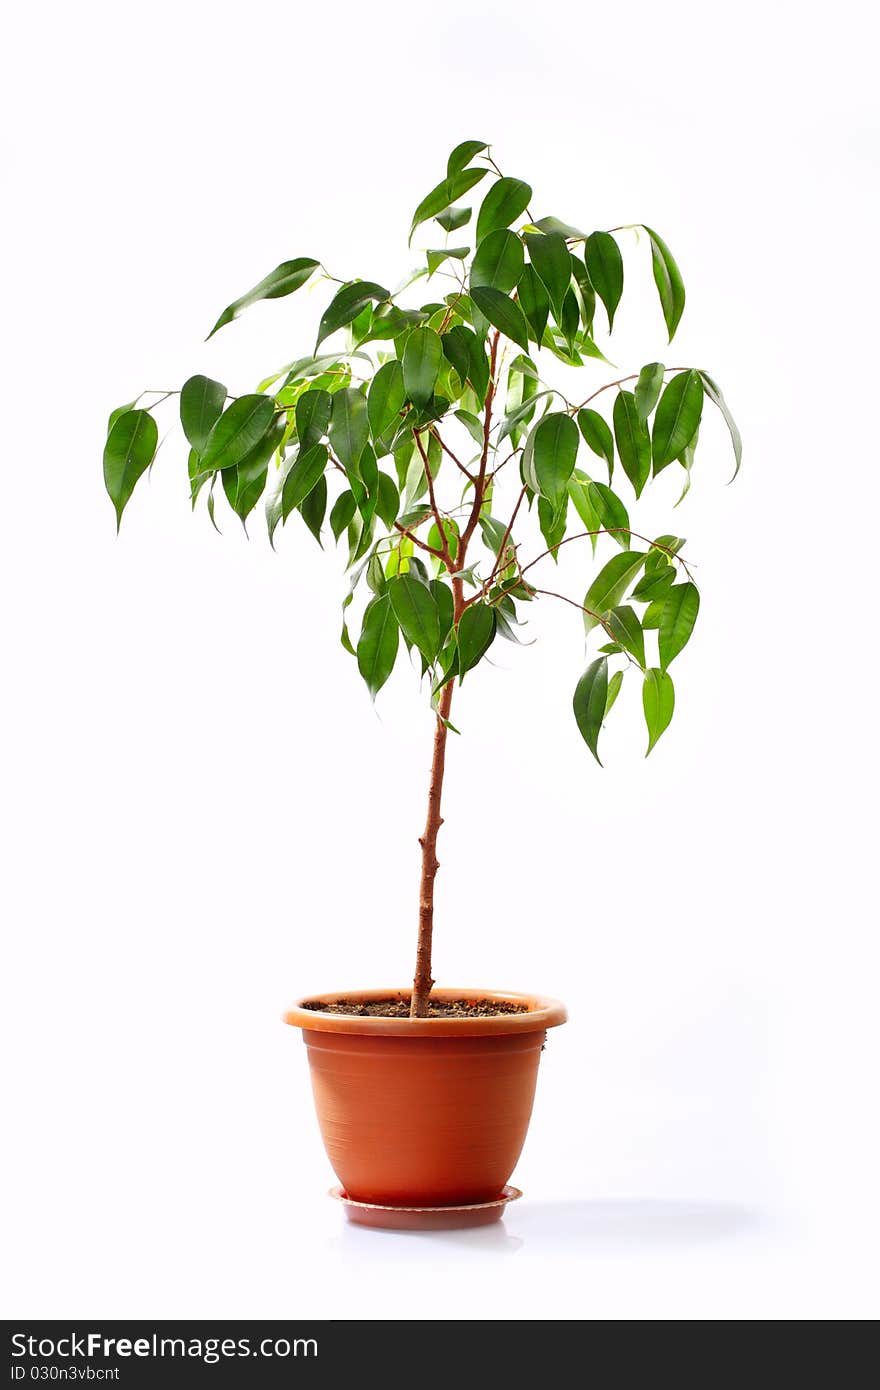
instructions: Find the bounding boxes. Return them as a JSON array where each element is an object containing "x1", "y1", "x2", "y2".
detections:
[{"x1": 284, "y1": 988, "x2": 567, "y2": 1206}]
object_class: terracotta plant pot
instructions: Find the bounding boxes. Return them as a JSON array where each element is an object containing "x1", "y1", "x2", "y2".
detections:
[{"x1": 283, "y1": 988, "x2": 567, "y2": 1207}]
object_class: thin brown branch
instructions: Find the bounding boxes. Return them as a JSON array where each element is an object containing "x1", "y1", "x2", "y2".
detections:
[
  {"x1": 393, "y1": 521, "x2": 446, "y2": 561},
  {"x1": 430, "y1": 427, "x2": 476, "y2": 483},
  {"x1": 519, "y1": 529, "x2": 695, "y2": 582},
  {"x1": 529, "y1": 589, "x2": 643, "y2": 671},
  {"x1": 413, "y1": 428, "x2": 455, "y2": 572},
  {"x1": 486, "y1": 484, "x2": 527, "y2": 588},
  {"x1": 572, "y1": 367, "x2": 687, "y2": 413}
]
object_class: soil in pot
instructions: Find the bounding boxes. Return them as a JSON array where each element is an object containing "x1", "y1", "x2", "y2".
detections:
[{"x1": 300, "y1": 995, "x2": 530, "y2": 1019}]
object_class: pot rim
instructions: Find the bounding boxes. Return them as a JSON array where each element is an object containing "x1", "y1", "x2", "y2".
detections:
[{"x1": 283, "y1": 987, "x2": 567, "y2": 1037}]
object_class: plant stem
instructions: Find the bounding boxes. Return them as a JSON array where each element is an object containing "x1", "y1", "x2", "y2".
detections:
[{"x1": 411, "y1": 676, "x2": 455, "y2": 1017}]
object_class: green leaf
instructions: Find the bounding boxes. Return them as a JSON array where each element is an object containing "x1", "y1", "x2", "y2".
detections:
[
  {"x1": 403, "y1": 327, "x2": 443, "y2": 408},
  {"x1": 329, "y1": 388, "x2": 369, "y2": 471},
  {"x1": 517, "y1": 265, "x2": 550, "y2": 345},
  {"x1": 525, "y1": 232, "x2": 572, "y2": 320},
  {"x1": 572, "y1": 657, "x2": 608, "y2": 765},
  {"x1": 180, "y1": 375, "x2": 226, "y2": 454},
  {"x1": 631, "y1": 565, "x2": 675, "y2": 601},
  {"x1": 207, "y1": 258, "x2": 318, "y2": 339},
  {"x1": 368, "y1": 360, "x2": 406, "y2": 440},
  {"x1": 643, "y1": 668, "x2": 675, "y2": 754},
  {"x1": 199, "y1": 394, "x2": 275, "y2": 475},
  {"x1": 469, "y1": 287, "x2": 530, "y2": 352},
  {"x1": 431, "y1": 581, "x2": 454, "y2": 645},
  {"x1": 577, "y1": 408, "x2": 615, "y2": 479},
  {"x1": 642, "y1": 598, "x2": 666, "y2": 629},
  {"x1": 436, "y1": 205, "x2": 472, "y2": 233},
  {"x1": 330, "y1": 489, "x2": 357, "y2": 541},
  {"x1": 426, "y1": 246, "x2": 470, "y2": 276},
  {"x1": 315, "y1": 281, "x2": 389, "y2": 352},
  {"x1": 613, "y1": 391, "x2": 651, "y2": 497},
  {"x1": 584, "y1": 232, "x2": 623, "y2": 331},
  {"x1": 532, "y1": 216, "x2": 587, "y2": 239},
  {"x1": 532, "y1": 412, "x2": 579, "y2": 509},
  {"x1": 103, "y1": 409, "x2": 158, "y2": 529},
  {"x1": 299, "y1": 473, "x2": 327, "y2": 544},
  {"x1": 447, "y1": 139, "x2": 487, "y2": 178},
  {"x1": 607, "y1": 605, "x2": 646, "y2": 667},
  {"x1": 588, "y1": 481, "x2": 631, "y2": 550},
  {"x1": 605, "y1": 668, "x2": 624, "y2": 716},
  {"x1": 410, "y1": 167, "x2": 487, "y2": 242},
  {"x1": 457, "y1": 602, "x2": 496, "y2": 679},
  {"x1": 295, "y1": 388, "x2": 332, "y2": 451},
  {"x1": 560, "y1": 290, "x2": 580, "y2": 350},
  {"x1": 221, "y1": 417, "x2": 282, "y2": 523},
  {"x1": 281, "y1": 443, "x2": 328, "y2": 518},
  {"x1": 357, "y1": 593, "x2": 399, "y2": 698},
  {"x1": 476, "y1": 177, "x2": 532, "y2": 242},
  {"x1": 568, "y1": 472, "x2": 600, "y2": 549},
  {"x1": 700, "y1": 371, "x2": 743, "y2": 479},
  {"x1": 644, "y1": 226, "x2": 686, "y2": 342},
  {"x1": 470, "y1": 228, "x2": 524, "y2": 294},
  {"x1": 634, "y1": 363, "x2": 665, "y2": 425},
  {"x1": 583, "y1": 550, "x2": 647, "y2": 633},
  {"x1": 652, "y1": 370, "x2": 703, "y2": 473},
  {"x1": 389, "y1": 574, "x2": 441, "y2": 663},
  {"x1": 108, "y1": 400, "x2": 137, "y2": 433},
  {"x1": 455, "y1": 408, "x2": 484, "y2": 448},
  {"x1": 375, "y1": 471, "x2": 400, "y2": 530},
  {"x1": 658, "y1": 582, "x2": 700, "y2": 669}
]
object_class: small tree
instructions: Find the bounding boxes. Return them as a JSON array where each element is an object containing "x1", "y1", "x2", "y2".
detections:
[{"x1": 104, "y1": 140, "x2": 741, "y2": 1017}]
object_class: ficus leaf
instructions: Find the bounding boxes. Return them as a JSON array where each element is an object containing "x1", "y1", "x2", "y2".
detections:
[
  {"x1": 644, "y1": 226, "x2": 686, "y2": 342},
  {"x1": 295, "y1": 388, "x2": 332, "y2": 452},
  {"x1": 199, "y1": 394, "x2": 275, "y2": 475},
  {"x1": 180, "y1": 375, "x2": 226, "y2": 454},
  {"x1": 583, "y1": 551, "x2": 647, "y2": 632},
  {"x1": 607, "y1": 605, "x2": 646, "y2": 667},
  {"x1": 652, "y1": 370, "x2": 703, "y2": 473},
  {"x1": 410, "y1": 167, "x2": 487, "y2": 242},
  {"x1": 436, "y1": 205, "x2": 472, "y2": 233},
  {"x1": 605, "y1": 668, "x2": 624, "y2": 716},
  {"x1": 470, "y1": 228, "x2": 524, "y2": 294},
  {"x1": 403, "y1": 327, "x2": 443, "y2": 408},
  {"x1": 447, "y1": 140, "x2": 488, "y2": 178},
  {"x1": 524, "y1": 232, "x2": 572, "y2": 320},
  {"x1": 281, "y1": 443, "x2": 328, "y2": 518},
  {"x1": 315, "y1": 281, "x2": 389, "y2": 352},
  {"x1": 613, "y1": 390, "x2": 651, "y2": 496},
  {"x1": 431, "y1": 580, "x2": 454, "y2": 645},
  {"x1": 700, "y1": 371, "x2": 743, "y2": 479},
  {"x1": 577, "y1": 408, "x2": 615, "y2": 479},
  {"x1": 476, "y1": 176, "x2": 532, "y2": 242},
  {"x1": 357, "y1": 593, "x2": 399, "y2": 698},
  {"x1": 634, "y1": 362, "x2": 665, "y2": 425},
  {"x1": 329, "y1": 388, "x2": 369, "y2": 471},
  {"x1": 207, "y1": 258, "x2": 318, "y2": 339},
  {"x1": 330, "y1": 489, "x2": 357, "y2": 541},
  {"x1": 533, "y1": 412, "x2": 579, "y2": 510},
  {"x1": 584, "y1": 232, "x2": 623, "y2": 330},
  {"x1": 658, "y1": 582, "x2": 700, "y2": 669},
  {"x1": 375, "y1": 471, "x2": 400, "y2": 530},
  {"x1": 457, "y1": 602, "x2": 496, "y2": 680},
  {"x1": 517, "y1": 265, "x2": 550, "y2": 346},
  {"x1": 631, "y1": 564, "x2": 675, "y2": 602},
  {"x1": 389, "y1": 574, "x2": 441, "y2": 663},
  {"x1": 643, "y1": 667, "x2": 675, "y2": 754},
  {"x1": 299, "y1": 473, "x2": 327, "y2": 544},
  {"x1": 469, "y1": 287, "x2": 530, "y2": 352},
  {"x1": 572, "y1": 657, "x2": 608, "y2": 764},
  {"x1": 103, "y1": 409, "x2": 158, "y2": 529},
  {"x1": 588, "y1": 481, "x2": 631, "y2": 550}
]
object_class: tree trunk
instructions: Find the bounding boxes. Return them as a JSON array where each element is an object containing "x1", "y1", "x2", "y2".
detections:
[{"x1": 410, "y1": 678, "x2": 455, "y2": 1018}]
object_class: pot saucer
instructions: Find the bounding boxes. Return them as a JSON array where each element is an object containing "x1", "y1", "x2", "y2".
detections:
[{"x1": 330, "y1": 1184, "x2": 522, "y2": 1231}]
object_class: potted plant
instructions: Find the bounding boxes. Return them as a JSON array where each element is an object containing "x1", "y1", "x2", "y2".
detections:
[{"x1": 103, "y1": 140, "x2": 740, "y2": 1227}]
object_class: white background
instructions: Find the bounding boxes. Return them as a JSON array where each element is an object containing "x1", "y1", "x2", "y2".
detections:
[{"x1": 2, "y1": 0, "x2": 878, "y2": 1321}]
